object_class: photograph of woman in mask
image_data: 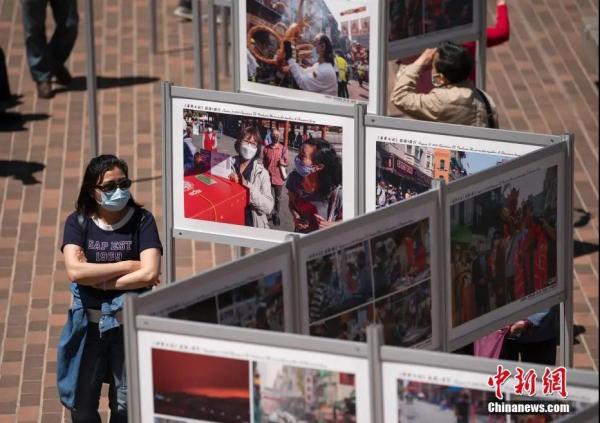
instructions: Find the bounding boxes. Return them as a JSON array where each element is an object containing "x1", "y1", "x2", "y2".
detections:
[
  {"x1": 229, "y1": 126, "x2": 274, "y2": 228},
  {"x1": 286, "y1": 138, "x2": 343, "y2": 234}
]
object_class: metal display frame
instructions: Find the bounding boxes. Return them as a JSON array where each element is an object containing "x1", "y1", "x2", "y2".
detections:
[
  {"x1": 233, "y1": 0, "x2": 384, "y2": 115},
  {"x1": 162, "y1": 82, "x2": 360, "y2": 282},
  {"x1": 134, "y1": 242, "x2": 296, "y2": 332},
  {"x1": 378, "y1": 341, "x2": 599, "y2": 423},
  {"x1": 295, "y1": 189, "x2": 444, "y2": 351},
  {"x1": 362, "y1": 114, "x2": 563, "y2": 214},
  {"x1": 84, "y1": 0, "x2": 99, "y2": 157},
  {"x1": 125, "y1": 310, "x2": 373, "y2": 423},
  {"x1": 442, "y1": 141, "x2": 572, "y2": 365}
]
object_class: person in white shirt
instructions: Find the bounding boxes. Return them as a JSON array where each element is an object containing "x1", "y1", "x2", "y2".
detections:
[{"x1": 284, "y1": 33, "x2": 337, "y2": 97}]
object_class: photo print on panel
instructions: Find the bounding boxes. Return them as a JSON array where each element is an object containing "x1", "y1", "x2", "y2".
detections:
[
  {"x1": 450, "y1": 165, "x2": 558, "y2": 328},
  {"x1": 307, "y1": 218, "x2": 432, "y2": 347},
  {"x1": 240, "y1": 0, "x2": 380, "y2": 112}
]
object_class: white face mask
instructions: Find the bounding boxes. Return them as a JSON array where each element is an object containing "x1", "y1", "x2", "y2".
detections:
[
  {"x1": 240, "y1": 142, "x2": 257, "y2": 160},
  {"x1": 208, "y1": 128, "x2": 213, "y2": 132}
]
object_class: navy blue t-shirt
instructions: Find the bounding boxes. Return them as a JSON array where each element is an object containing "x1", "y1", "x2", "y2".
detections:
[{"x1": 61, "y1": 207, "x2": 163, "y2": 300}]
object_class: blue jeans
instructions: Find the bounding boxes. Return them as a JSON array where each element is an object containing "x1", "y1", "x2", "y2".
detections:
[
  {"x1": 20, "y1": 0, "x2": 78, "y2": 82},
  {"x1": 71, "y1": 323, "x2": 127, "y2": 423}
]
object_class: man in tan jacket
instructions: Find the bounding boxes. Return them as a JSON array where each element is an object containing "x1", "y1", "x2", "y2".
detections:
[{"x1": 391, "y1": 42, "x2": 498, "y2": 128}]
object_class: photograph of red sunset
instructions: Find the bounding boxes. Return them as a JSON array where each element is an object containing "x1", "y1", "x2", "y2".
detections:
[{"x1": 152, "y1": 348, "x2": 250, "y2": 423}]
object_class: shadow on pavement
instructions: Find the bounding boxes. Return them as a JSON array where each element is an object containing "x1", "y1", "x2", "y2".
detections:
[
  {"x1": 0, "y1": 112, "x2": 50, "y2": 132},
  {"x1": 53, "y1": 75, "x2": 160, "y2": 94},
  {"x1": 0, "y1": 160, "x2": 45, "y2": 185}
]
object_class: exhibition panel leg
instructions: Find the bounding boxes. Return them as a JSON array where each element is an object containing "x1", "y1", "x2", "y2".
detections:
[{"x1": 84, "y1": 0, "x2": 99, "y2": 157}]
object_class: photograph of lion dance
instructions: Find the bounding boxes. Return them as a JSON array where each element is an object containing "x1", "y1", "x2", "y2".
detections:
[{"x1": 246, "y1": 0, "x2": 370, "y2": 101}]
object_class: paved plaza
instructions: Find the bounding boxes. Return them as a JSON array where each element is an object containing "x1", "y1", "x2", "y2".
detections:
[{"x1": 0, "y1": 0, "x2": 597, "y2": 421}]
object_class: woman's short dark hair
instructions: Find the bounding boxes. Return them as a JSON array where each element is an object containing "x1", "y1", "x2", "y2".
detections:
[
  {"x1": 435, "y1": 41, "x2": 473, "y2": 84},
  {"x1": 75, "y1": 155, "x2": 141, "y2": 216},
  {"x1": 315, "y1": 33, "x2": 335, "y2": 66},
  {"x1": 234, "y1": 126, "x2": 263, "y2": 160},
  {"x1": 305, "y1": 138, "x2": 342, "y2": 197}
]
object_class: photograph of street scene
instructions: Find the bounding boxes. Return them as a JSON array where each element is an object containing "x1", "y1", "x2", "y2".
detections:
[
  {"x1": 389, "y1": 0, "x2": 474, "y2": 42},
  {"x1": 310, "y1": 304, "x2": 374, "y2": 342},
  {"x1": 152, "y1": 349, "x2": 250, "y2": 423},
  {"x1": 307, "y1": 241, "x2": 373, "y2": 323},
  {"x1": 450, "y1": 165, "x2": 558, "y2": 327},
  {"x1": 167, "y1": 271, "x2": 285, "y2": 332},
  {"x1": 370, "y1": 218, "x2": 431, "y2": 297},
  {"x1": 182, "y1": 108, "x2": 343, "y2": 233},
  {"x1": 376, "y1": 141, "x2": 513, "y2": 209},
  {"x1": 245, "y1": 0, "x2": 371, "y2": 102},
  {"x1": 307, "y1": 218, "x2": 432, "y2": 346},
  {"x1": 253, "y1": 361, "x2": 357, "y2": 422},
  {"x1": 375, "y1": 282, "x2": 432, "y2": 347},
  {"x1": 396, "y1": 380, "x2": 501, "y2": 423},
  {"x1": 509, "y1": 395, "x2": 592, "y2": 422}
]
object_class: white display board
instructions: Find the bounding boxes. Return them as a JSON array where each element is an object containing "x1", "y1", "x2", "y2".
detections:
[
  {"x1": 387, "y1": 0, "x2": 482, "y2": 59},
  {"x1": 137, "y1": 329, "x2": 372, "y2": 422},
  {"x1": 445, "y1": 144, "x2": 566, "y2": 343},
  {"x1": 297, "y1": 190, "x2": 441, "y2": 350},
  {"x1": 136, "y1": 244, "x2": 296, "y2": 332},
  {"x1": 365, "y1": 125, "x2": 541, "y2": 213},
  {"x1": 172, "y1": 96, "x2": 356, "y2": 246},
  {"x1": 238, "y1": 0, "x2": 381, "y2": 113}
]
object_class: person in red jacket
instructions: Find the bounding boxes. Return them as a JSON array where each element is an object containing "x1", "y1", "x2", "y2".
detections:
[
  {"x1": 396, "y1": 0, "x2": 509, "y2": 93},
  {"x1": 202, "y1": 124, "x2": 218, "y2": 152}
]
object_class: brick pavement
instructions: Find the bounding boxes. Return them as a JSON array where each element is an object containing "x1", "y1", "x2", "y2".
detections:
[{"x1": 0, "y1": 0, "x2": 597, "y2": 421}]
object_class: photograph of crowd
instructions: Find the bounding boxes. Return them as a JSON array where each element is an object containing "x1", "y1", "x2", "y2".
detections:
[
  {"x1": 245, "y1": 0, "x2": 371, "y2": 102},
  {"x1": 307, "y1": 218, "x2": 432, "y2": 346},
  {"x1": 182, "y1": 108, "x2": 343, "y2": 233},
  {"x1": 396, "y1": 380, "x2": 501, "y2": 423},
  {"x1": 152, "y1": 349, "x2": 250, "y2": 423},
  {"x1": 389, "y1": 0, "x2": 474, "y2": 42},
  {"x1": 167, "y1": 271, "x2": 284, "y2": 332},
  {"x1": 310, "y1": 304, "x2": 374, "y2": 342},
  {"x1": 307, "y1": 241, "x2": 373, "y2": 323},
  {"x1": 253, "y1": 362, "x2": 357, "y2": 422},
  {"x1": 376, "y1": 141, "x2": 512, "y2": 209},
  {"x1": 375, "y1": 283, "x2": 432, "y2": 347},
  {"x1": 450, "y1": 165, "x2": 558, "y2": 327},
  {"x1": 370, "y1": 219, "x2": 431, "y2": 298}
]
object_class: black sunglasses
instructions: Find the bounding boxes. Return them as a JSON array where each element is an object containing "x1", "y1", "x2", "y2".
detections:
[{"x1": 96, "y1": 178, "x2": 132, "y2": 193}]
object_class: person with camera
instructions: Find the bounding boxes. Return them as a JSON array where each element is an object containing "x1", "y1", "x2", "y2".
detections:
[{"x1": 391, "y1": 41, "x2": 498, "y2": 128}]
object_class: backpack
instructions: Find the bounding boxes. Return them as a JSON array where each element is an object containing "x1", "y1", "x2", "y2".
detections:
[{"x1": 475, "y1": 88, "x2": 498, "y2": 129}]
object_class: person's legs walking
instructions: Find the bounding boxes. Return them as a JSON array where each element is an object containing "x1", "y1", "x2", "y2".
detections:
[
  {"x1": 271, "y1": 185, "x2": 282, "y2": 226},
  {"x1": 21, "y1": 0, "x2": 53, "y2": 98},
  {"x1": 48, "y1": 0, "x2": 78, "y2": 85},
  {"x1": 107, "y1": 327, "x2": 127, "y2": 423},
  {"x1": 70, "y1": 323, "x2": 106, "y2": 423}
]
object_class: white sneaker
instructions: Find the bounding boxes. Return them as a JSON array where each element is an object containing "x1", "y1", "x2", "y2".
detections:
[{"x1": 174, "y1": 6, "x2": 193, "y2": 20}]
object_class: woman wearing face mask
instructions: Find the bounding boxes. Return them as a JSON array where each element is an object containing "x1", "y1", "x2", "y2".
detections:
[
  {"x1": 286, "y1": 138, "x2": 342, "y2": 233},
  {"x1": 283, "y1": 33, "x2": 338, "y2": 96},
  {"x1": 203, "y1": 123, "x2": 218, "y2": 151},
  {"x1": 58, "y1": 155, "x2": 162, "y2": 422},
  {"x1": 229, "y1": 126, "x2": 274, "y2": 228}
]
